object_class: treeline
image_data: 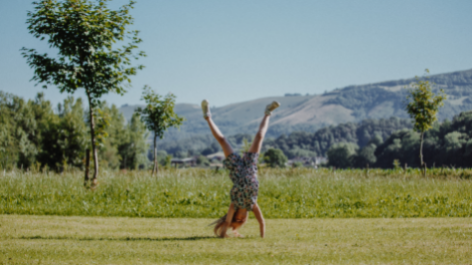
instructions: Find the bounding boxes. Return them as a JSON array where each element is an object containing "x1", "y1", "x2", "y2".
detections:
[
  {"x1": 0, "y1": 92, "x2": 148, "y2": 171},
  {"x1": 263, "y1": 117, "x2": 412, "y2": 158},
  {"x1": 327, "y1": 111, "x2": 472, "y2": 169},
  {"x1": 153, "y1": 117, "x2": 412, "y2": 159}
]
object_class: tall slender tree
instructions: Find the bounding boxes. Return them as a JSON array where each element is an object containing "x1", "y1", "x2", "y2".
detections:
[
  {"x1": 137, "y1": 86, "x2": 184, "y2": 175},
  {"x1": 405, "y1": 69, "x2": 446, "y2": 171},
  {"x1": 22, "y1": 0, "x2": 145, "y2": 188}
]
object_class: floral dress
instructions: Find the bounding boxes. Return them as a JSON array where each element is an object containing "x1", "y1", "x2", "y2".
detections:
[{"x1": 223, "y1": 152, "x2": 260, "y2": 211}]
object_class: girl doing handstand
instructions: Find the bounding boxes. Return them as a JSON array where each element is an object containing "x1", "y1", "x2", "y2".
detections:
[{"x1": 202, "y1": 99, "x2": 280, "y2": 238}]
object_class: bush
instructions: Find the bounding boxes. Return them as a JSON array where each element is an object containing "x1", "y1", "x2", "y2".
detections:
[
  {"x1": 264, "y1": 148, "x2": 288, "y2": 168},
  {"x1": 327, "y1": 142, "x2": 358, "y2": 169},
  {"x1": 196, "y1": 155, "x2": 210, "y2": 167}
]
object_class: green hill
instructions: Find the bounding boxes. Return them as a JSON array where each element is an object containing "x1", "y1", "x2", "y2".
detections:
[{"x1": 121, "y1": 68, "x2": 472, "y2": 141}]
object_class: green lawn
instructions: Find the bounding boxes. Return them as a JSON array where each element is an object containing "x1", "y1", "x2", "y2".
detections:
[{"x1": 1, "y1": 215, "x2": 471, "y2": 264}]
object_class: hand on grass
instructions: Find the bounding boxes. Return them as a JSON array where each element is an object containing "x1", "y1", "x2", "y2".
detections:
[{"x1": 219, "y1": 223, "x2": 229, "y2": 238}]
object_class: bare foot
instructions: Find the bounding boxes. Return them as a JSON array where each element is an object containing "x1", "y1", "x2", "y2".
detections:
[{"x1": 201, "y1": 100, "x2": 211, "y2": 119}]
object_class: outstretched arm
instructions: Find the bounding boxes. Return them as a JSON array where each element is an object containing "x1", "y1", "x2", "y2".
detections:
[
  {"x1": 252, "y1": 203, "x2": 265, "y2": 238},
  {"x1": 219, "y1": 203, "x2": 236, "y2": 238}
]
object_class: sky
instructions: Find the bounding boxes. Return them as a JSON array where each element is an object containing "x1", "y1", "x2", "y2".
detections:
[{"x1": 1, "y1": 0, "x2": 472, "y2": 109}]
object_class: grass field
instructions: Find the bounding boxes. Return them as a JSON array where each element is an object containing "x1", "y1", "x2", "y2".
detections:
[
  {"x1": 2, "y1": 169, "x2": 472, "y2": 264},
  {"x1": 2, "y1": 168, "x2": 472, "y2": 218},
  {"x1": 1, "y1": 215, "x2": 472, "y2": 264}
]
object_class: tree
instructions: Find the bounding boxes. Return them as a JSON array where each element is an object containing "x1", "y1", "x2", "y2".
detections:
[
  {"x1": 22, "y1": 0, "x2": 145, "y2": 188},
  {"x1": 0, "y1": 92, "x2": 51, "y2": 171},
  {"x1": 120, "y1": 113, "x2": 149, "y2": 170},
  {"x1": 196, "y1": 155, "x2": 210, "y2": 167},
  {"x1": 263, "y1": 148, "x2": 287, "y2": 168},
  {"x1": 96, "y1": 102, "x2": 125, "y2": 170},
  {"x1": 327, "y1": 142, "x2": 358, "y2": 169},
  {"x1": 353, "y1": 143, "x2": 377, "y2": 168},
  {"x1": 405, "y1": 70, "x2": 446, "y2": 169},
  {"x1": 0, "y1": 92, "x2": 20, "y2": 171},
  {"x1": 137, "y1": 86, "x2": 184, "y2": 175},
  {"x1": 39, "y1": 96, "x2": 87, "y2": 171}
]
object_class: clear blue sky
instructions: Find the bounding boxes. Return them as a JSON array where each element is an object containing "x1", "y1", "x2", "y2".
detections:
[{"x1": 1, "y1": 0, "x2": 471, "y2": 108}]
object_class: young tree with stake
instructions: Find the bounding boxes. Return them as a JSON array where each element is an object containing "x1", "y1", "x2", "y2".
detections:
[
  {"x1": 137, "y1": 86, "x2": 184, "y2": 175},
  {"x1": 405, "y1": 69, "x2": 446, "y2": 174},
  {"x1": 22, "y1": 0, "x2": 146, "y2": 188}
]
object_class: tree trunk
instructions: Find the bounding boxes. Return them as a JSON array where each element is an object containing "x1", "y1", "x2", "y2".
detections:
[
  {"x1": 84, "y1": 148, "x2": 90, "y2": 187},
  {"x1": 419, "y1": 131, "x2": 425, "y2": 167},
  {"x1": 152, "y1": 134, "x2": 158, "y2": 176},
  {"x1": 86, "y1": 91, "x2": 99, "y2": 189}
]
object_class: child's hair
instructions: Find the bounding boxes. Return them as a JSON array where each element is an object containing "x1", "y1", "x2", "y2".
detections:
[
  {"x1": 210, "y1": 214, "x2": 229, "y2": 236},
  {"x1": 210, "y1": 210, "x2": 248, "y2": 237}
]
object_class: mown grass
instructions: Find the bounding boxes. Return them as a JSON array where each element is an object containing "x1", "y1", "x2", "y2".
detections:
[
  {"x1": 2, "y1": 168, "x2": 472, "y2": 218},
  {"x1": 1, "y1": 215, "x2": 471, "y2": 264}
]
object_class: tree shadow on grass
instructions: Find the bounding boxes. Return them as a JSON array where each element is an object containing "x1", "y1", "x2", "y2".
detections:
[{"x1": 19, "y1": 235, "x2": 215, "y2": 242}]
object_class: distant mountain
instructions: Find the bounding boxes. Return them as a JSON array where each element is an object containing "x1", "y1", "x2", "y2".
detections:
[{"x1": 121, "y1": 68, "x2": 472, "y2": 141}]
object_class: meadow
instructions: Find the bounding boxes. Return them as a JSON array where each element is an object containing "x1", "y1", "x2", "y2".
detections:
[
  {"x1": 1, "y1": 215, "x2": 471, "y2": 264},
  {"x1": 2, "y1": 167, "x2": 472, "y2": 218},
  {"x1": 2, "y1": 168, "x2": 472, "y2": 264}
]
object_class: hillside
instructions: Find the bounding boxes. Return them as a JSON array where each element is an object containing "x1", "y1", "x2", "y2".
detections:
[{"x1": 121, "y1": 68, "x2": 472, "y2": 141}]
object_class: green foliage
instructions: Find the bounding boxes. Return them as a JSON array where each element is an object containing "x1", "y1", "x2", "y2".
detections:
[
  {"x1": 196, "y1": 155, "x2": 210, "y2": 167},
  {"x1": 39, "y1": 96, "x2": 87, "y2": 171},
  {"x1": 0, "y1": 92, "x2": 149, "y2": 172},
  {"x1": 406, "y1": 70, "x2": 447, "y2": 134},
  {"x1": 353, "y1": 142, "x2": 378, "y2": 168},
  {"x1": 393, "y1": 159, "x2": 401, "y2": 169},
  {"x1": 264, "y1": 117, "x2": 412, "y2": 158},
  {"x1": 375, "y1": 110, "x2": 472, "y2": 168},
  {"x1": 138, "y1": 86, "x2": 184, "y2": 139},
  {"x1": 95, "y1": 103, "x2": 149, "y2": 170},
  {"x1": 0, "y1": 92, "x2": 57, "y2": 170},
  {"x1": 327, "y1": 142, "x2": 359, "y2": 168},
  {"x1": 22, "y1": 0, "x2": 146, "y2": 183},
  {"x1": 405, "y1": 70, "x2": 447, "y2": 166},
  {"x1": 137, "y1": 86, "x2": 184, "y2": 174},
  {"x1": 123, "y1": 113, "x2": 149, "y2": 169},
  {"x1": 22, "y1": 0, "x2": 145, "y2": 97},
  {"x1": 93, "y1": 108, "x2": 111, "y2": 148},
  {"x1": 96, "y1": 103, "x2": 123, "y2": 169},
  {"x1": 0, "y1": 92, "x2": 22, "y2": 170},
  {"x1": 2, "y1": 168, "x2": 472, "y2": 218},
  {"x1": 264, "y1": 148, "x2": 287, "y2": 168},
  {"x1": 164, "y1": 155, "x2": 173, "y2": 169}
]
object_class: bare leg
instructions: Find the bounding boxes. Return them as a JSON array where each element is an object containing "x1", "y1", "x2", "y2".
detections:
[
  {"x1": 248, "y1": 114, "x2": 270, "y2": 154},
  {"x1": 205, "y1": 116, "x2": 234, "y2": 157}
]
